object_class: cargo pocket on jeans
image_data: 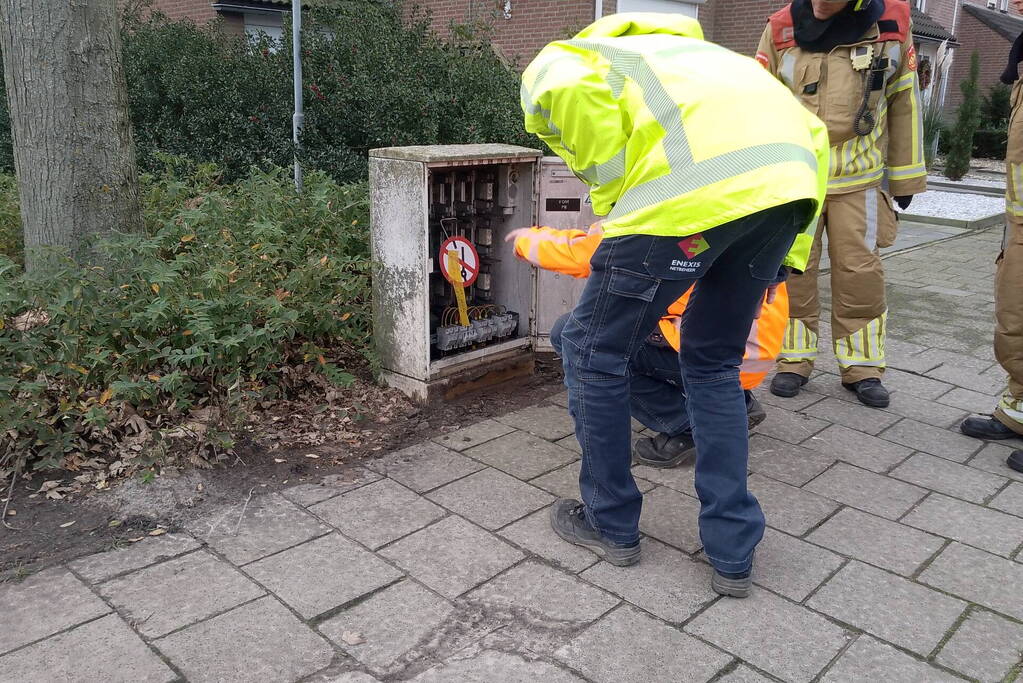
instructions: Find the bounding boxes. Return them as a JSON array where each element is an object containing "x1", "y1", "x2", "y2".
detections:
[
  {"x1": 607, "y1": 267, "x2": 658, "y2": 301},
  {"x1": 583, "y1": 268, "x2": 661, "y2": 377}
]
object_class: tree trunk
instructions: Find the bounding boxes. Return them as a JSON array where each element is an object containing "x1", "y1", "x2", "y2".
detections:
[{"x1": 0, "y1": 0, "x2": 142, "y2": 269}]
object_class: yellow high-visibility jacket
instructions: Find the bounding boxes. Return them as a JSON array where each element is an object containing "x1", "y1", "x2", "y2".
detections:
[
  {"x1": 756, "y1": 1, "x2": 927, "y2": 196},
  {"x1": 521, "y1": 13, "x2": 830, "y2": 272},
  {"x1": 511, "y1": 225, "x2": 788, "y2": 390}
]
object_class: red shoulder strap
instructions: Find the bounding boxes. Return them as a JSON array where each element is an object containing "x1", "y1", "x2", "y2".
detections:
[
  {"x1": 876, "y1": 0, "x2": 910, "y2": 42},
  {"x1": 768, "y1": 5, "x2": 796, "y2": 50}
]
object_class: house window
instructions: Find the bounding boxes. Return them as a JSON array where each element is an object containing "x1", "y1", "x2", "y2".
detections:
[{"x1": 244, "y1": 12, "x2": 284, "y2": 43}]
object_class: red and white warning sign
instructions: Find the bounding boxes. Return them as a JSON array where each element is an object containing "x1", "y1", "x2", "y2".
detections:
[{"x1": 438, "y1": 236, "x2": 479, "y2": 287}]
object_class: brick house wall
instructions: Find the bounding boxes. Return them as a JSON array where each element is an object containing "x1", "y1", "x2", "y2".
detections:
[
  {"x1": 150, "y1": 0, "x2": 217, "y2": 22},
  {"x1": 701, "y1": 0, "x2": 788, "y2": 56},
  {"x1": 411, "y1": 0, "x2": 782, "y2": 62},
  {"x1": 148, "y1": 0, "x2": 245, "y2": 33},
  {"x1": 410, "y1": 0, "x2": 596, "y2": 65},
  {"x1": 945, "y1": 9, "x2": 1014, "y2": 110},
  {"x1": 924, "y1": 0, "x2": 957, "y2": 37}
]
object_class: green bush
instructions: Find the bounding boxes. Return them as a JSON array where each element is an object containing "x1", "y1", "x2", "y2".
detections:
[
  {"x1": 973, "y1": 127, "x2": 1008, "y2": 160},
  {"x1": 945, "y1": 52, "x2": 982, "y2": 181},
  {"x1": 296, "y1": 5, "x2": 532, "y2": 180},
  {"x1": 0, "y1": 2, "x2": 533, "y2": 181},
  {"x1": 982, "y1": 83, "x2": 1011, "y2": 128},
  {"x1": 121, "y1": 14, "x2": 294, "y2": 182},
  {"x1": 0, "y1": 175, "x2": 20, "y2": 265},
  {"x1": 0, "y1": 162, "x2": 372, "y2": 473}
]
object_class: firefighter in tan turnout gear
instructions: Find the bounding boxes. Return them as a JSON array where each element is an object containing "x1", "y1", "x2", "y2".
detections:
[
  {"x1": 757, "y1": 0, "x2": 926, "y2": 408},
  {"x1": 960, "y1": 0, "x2": 1023, "y2": 474}
]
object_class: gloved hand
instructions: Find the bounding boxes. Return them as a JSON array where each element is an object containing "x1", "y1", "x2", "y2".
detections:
[{"x1": 894, "y1": 195, "x2": 912, "y2": 211}]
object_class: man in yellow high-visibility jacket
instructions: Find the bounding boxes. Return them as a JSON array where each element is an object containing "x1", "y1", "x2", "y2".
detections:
[{"x1": 521, "y1": 13, "x2": 828, "y2": 597}]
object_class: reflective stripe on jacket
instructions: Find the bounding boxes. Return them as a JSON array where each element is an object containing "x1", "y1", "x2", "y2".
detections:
[
  {"x1": 756, "y1": 1, "x2": 927, "y2": 197},
  {"x1": 513, "y1": 225, "x2": 788, "y2": 390},
  {"x1": 521, "y1": 13, "x2": 829, "y2": 273}
]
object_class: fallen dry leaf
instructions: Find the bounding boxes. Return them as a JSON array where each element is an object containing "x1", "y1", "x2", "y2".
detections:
[
  {"x1": 304, "y1": 453, "x2": 320, "y2": 459},
  {"x1": 128, "y1": 536, "x2": 145, "y2": 543},
  {"x1": 341, "y1": 630, "x2": 365, "y2": 646},
  {"x1": 273, "y1": 458, "x2": 286, "y2": 464},
  {"x1": 148, "y1": 528, "x2": 167, "y2": 536},
  {"x1": 5, "y1": 509, "x2": 15, "y2": 516},
  {"x1": 59, "y1": 521, "x2": 76, "y2": 528},
  {"x1": 11, "y1": 309, "x2": 50, "y2": 331}
]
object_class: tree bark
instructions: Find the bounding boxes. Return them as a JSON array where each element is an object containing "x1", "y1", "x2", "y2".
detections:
[{"x1": 0, "y1": 0, "x2": 142, "y2": 269}]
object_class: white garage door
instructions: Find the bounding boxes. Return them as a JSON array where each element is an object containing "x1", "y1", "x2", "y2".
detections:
[{"x1": 615, "y1": 0, "x2": 701, "y2": 18}]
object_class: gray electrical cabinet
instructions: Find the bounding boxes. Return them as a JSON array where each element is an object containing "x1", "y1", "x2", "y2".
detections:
[{"x1": 369, "y1": 144, "x2": 597, "y2": 402}]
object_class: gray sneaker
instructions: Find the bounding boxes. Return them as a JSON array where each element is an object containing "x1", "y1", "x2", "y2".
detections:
[
  {"x1": 549, "y1": 498, "x2": 641, "y2": 566},
  {"x1": 711, "y1": 570, "x2": 752, "y2": 598},
  {"x1": 746, "y1": 391, "x2": 766, "y2": 430}
]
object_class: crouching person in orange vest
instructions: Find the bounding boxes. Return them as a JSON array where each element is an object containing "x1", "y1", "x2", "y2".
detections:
[{"x1": 509, "y1": 224, "x2": 789, "y2": 469}]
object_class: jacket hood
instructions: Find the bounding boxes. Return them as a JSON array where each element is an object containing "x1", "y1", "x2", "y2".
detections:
[{"x1": 573, "y1": 13, "x2": 704, "y2": 41}]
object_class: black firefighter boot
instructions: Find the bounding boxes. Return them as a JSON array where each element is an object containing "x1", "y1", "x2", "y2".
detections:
[
  {"x1": 843, "y1": 378, "x2": 890, "y2": 408},
  {"x1": 1009, "y1": 451, "x2": 1023, "y2": 473},
  {"x1": 961, "y1": 416, "x2": 1019, "y2": 440},
  {"x1": 770, "y1": 372, "x2": 808, "y2": 398},
  {"x1": 633, "y1": 431, "x2": 696, "y2": 468}
]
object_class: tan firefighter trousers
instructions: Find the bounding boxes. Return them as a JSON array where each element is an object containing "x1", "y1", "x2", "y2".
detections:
[
  {"x1": 778, "y1": 187, "x2": 898, "y2": 384},
  {"x1": 994, "y1": 82, "x2": 1023, "y2": 434}
]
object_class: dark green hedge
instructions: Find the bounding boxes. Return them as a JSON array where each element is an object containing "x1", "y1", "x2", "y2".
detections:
[{"x1": 0, "y1": 1, "x2": 532, "y2": 182}]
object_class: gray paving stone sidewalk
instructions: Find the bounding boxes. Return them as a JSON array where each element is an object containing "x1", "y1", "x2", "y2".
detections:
[{"x1": 4, "y1": 227, "x2": 1023, "y2": 682}]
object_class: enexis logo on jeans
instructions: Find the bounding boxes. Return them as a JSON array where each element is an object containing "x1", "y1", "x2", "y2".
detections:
[{"x1": 678, "y1": 233, "x2": 710, "y2": 259}]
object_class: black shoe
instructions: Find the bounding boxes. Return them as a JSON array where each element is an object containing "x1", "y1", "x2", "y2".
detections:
[
  {"x1": 549, "y1": 499, "x2": 640, "y2": 566},
  {"x1": 770, "y1": 372, "x2": 808, "y2": 398},
  {"x1": 960, "y1": 416, "x2": 1018, "y2": 440},
  {"x1": 633, "y1": 432, "x2": 696, "y2": 469},
  {"x1": 746, "y1": 392, "x2": 767, "y2": 430},
  {"x1": 1009, "y1": 450, "x2": 1023, "y2": 473},
  {"x1": 843, "y1": 378, "x2": 890, "y2": 408},
  {"x1": 712, "y1": 569, "x2": 752, "y2": 598}
]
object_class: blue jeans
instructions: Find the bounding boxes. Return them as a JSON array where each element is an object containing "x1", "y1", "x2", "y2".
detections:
[
  {"x1": 551, "y1": 315, "x2": 692, "y2": 437},
  {"x1": 558, "y1": 202, "x2": 806, "y2": 574}
]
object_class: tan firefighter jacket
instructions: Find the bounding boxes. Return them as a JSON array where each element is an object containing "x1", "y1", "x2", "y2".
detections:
[{"x1": 756, "y1": 1, "x2": 926, "y2": 196}]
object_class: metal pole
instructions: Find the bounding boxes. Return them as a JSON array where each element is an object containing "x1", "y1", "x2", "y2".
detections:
[{"x1": 292, "y1": 0, "x2": 304, "y2": 193}]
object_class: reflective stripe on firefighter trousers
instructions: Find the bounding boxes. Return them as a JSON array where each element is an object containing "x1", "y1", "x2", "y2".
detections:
[{"x1": 779, "y1": 318, "x2": 817, "y2": 361}]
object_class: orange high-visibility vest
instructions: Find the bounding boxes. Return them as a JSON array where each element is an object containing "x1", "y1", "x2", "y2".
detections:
[{"x1": 512, "y1": 225, "x2": 788, "y2": 390}]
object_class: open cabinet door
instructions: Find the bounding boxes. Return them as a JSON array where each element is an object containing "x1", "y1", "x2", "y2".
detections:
[{"x1": 532, "y1": 157, "x2": 600, "y2": 352}]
